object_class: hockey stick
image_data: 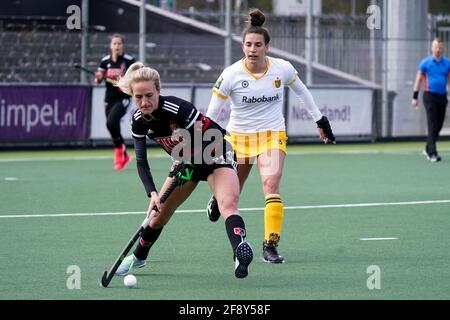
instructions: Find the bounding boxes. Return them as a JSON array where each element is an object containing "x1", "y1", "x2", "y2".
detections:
[
  {"x1": 100, "y1": 177, "x2": 180, "y2": 288},
  {"x1": 73, "y1": 63, "x2": 117, "y2": 85}
]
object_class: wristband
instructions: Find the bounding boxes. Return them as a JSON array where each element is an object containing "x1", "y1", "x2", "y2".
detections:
[{"x1": 413, "y1": 91, "x2": 419, "y2": 100}]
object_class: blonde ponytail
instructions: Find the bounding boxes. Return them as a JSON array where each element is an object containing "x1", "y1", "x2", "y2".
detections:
[{"x1": 116, "y1": 62, "x2": 161, "y2": 96}]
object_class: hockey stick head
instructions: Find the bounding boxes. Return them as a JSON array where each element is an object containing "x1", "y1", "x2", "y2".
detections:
[
  {"x1": 73, "y1": 64, "x2": 117, "y2": 85},
  {"x1": 99, "y1": 176, "x2": 180, "y2": 288},
  {"x1": 73, "y1": 63, "x2": 95, "y2": 76},
  {"x1": 100, "y1": 270, "x2": 109, "y2": 288}
]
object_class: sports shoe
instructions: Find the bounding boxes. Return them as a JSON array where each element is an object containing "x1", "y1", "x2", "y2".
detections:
[
  {"x1": 115, "y1": 153, "x2": 132, "y2": 171},
  {"x1": 262, "y1": 241, "x2": 285, "y2": 264},
  {"x1": 114, "y1": 144, "x2": 131, "y2": 170},
  {"x1": 234, "y1": 240, "x2": 253, "y2": 279},
  {"x1": 430, "y1": 154, "x2": 442, "y2": 162},
  {"x1": 206, "y1": 195, "x2": 221, "y2": 222},
  {"x1": 423, "y1": 150, "x2": 442, "y2": 162},
  {"x1": 114, "y1": 145, "x2": 125, "y2": 166},
  {"x1": 115, "y1": 254, "x2": 146, "y2": 276}
]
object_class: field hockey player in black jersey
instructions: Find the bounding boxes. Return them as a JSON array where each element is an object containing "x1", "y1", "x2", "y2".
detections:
[
  {"x1": 114, "y1": 62, "x2": 253, "y2": 279},
  {"x1": 95, "y1": 34, "x2": 135, "y2": 170}
]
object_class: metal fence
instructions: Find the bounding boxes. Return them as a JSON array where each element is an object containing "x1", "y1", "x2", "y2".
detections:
[
  {"x1": 1, "y1": 7, "x2": 450, "y2": 141},
  {"x1": 3, "y1": 11, "x2": 450, "y2": 86},
  {"x1": 177, "y1": 10, "x2": 450, "y2": 86}
]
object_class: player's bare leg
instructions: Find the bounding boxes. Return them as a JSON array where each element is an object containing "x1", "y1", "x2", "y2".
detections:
[
  {"x1": 116, "y1": 178, "x2": 198, "y2": 275},
  {"x1": 208, "y1": 167, "x2": 253, "y2": 278},
  {"x1": 207, "y1": 161, "x2": 253, "y2": 222}
]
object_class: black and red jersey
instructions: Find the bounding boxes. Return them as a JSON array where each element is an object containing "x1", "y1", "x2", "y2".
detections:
[
  {"x1": 98, "y1": 53, "x2": 135, "y2": 102},
  {"x1": 132, "y1": 95, "x2": 224, "y2": 155},
  {"x1": 132, "y1": 95, "x2": 228, "y2": 196}
]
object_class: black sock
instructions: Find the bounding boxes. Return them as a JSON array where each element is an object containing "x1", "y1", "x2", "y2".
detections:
[
  {"x1": 112, "y1": 137, "x2": 124, "y2": 149},
  {"x1": 133, "y1": 226, "x2": 163, "y2": 260},
  {"x1": 225, "y1": 214, "x2": 246, "y2": 258}
]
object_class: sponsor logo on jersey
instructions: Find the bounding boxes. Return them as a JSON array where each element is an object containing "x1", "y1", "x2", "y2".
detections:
[
  {"x1": 122, "y1": 99, "x2": 130, "y2": 107},
  {"x1": 214, "y1": 77, "x2": 224, "y2": 90},
  {"x1": 154, "y1": 136, "x2": 179, "y2": 154},
  {"x1": 186, "y1": 109, "x2": 195, "y2": 122},
  {"x1": 242, "y1": 94, "x2": 280, "y2": 104},
  {"x1": 170, "y1": 122, "x2": 178, "y2": 132},
  {"x1": 105, "y1": 63, "x2": 126, "y2": 80},
  {"x1": 214, "y1": 77, "x2": 223, "y2": 90},
  {"x1": 274, "y1": 78, "x2": 281, "y2": 88},
  {"x1": 241, "y1": 80, "x2": 249, "y2": 88}
]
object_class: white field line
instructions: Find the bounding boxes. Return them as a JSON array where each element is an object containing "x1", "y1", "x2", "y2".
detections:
[
  {"x1": 2, "y1": 148, "x2": 450, "y2": 163},
  {"x1": 360, "y1": 237, "x2": 398, "y2": 241},
  {"x1": 1, "y1": 199, "x2": 449, "y2": 219}
]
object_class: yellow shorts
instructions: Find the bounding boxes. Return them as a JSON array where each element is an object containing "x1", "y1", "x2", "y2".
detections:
[{"x1": 226, "y1": 131, "x2": 288, "y2": 159}]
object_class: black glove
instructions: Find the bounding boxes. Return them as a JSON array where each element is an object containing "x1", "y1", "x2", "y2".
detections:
[
  {"x1": 171, "y1": 162, "x2": 195, "y2": 185},
  {"x1": 316, "y1": 116, "x2": 336, "y2": 143}
]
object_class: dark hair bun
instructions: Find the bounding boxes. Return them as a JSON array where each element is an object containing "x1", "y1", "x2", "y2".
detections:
[{"x1": 248, "y1": 8, "x2": 265, "y2": 27}]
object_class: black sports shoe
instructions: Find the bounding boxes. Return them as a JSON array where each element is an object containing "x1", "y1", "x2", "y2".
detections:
[
  {"x1": 206, "y1": 195, "x2": 221, "y2": 222},
  {"x1": 430, "y1": 154, "x2": 442, "y2": 162},
  {"x1": 262, "y1": 241, "x2": 285, "y2": 264},
  {"x1": 423, "y1": 150, "x2": 442, "y2": 162},
  {"x1": 234, "y1": 240, "x2": 253, "y2": 278}
]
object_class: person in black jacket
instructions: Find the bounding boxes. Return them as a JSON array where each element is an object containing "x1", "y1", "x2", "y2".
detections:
[
  {"x1": 95, "y1": 34, "x2": 135, "y2": 170},
  {"x1": 113, "y1": 62, "x2": 253, "y2": 279}
]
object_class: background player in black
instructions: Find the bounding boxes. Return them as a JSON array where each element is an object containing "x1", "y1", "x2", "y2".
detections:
[
  {"x1": 114, "y1": 62, "x2": 254, "y2": 279},
  {"x1": 95, "y1": 34, "x2": 135, "y2": 170}
]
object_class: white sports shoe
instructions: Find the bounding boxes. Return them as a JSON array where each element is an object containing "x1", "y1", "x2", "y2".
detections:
[
  {"x1": 423, "y1": 150, "x2": 442, "y2": 162},
  {"x1": 115, "y1": 254, "x2": 146, "y2": 276}
]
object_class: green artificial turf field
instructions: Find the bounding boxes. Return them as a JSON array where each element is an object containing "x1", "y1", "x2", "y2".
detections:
[{"x1": 1, "y1": 141, "x2": 449, "y2": 300}]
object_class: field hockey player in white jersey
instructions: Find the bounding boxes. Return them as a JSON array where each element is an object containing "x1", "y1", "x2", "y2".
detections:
[{"x1": 206, "y1": 8, "x2": 336, "y2": 264}]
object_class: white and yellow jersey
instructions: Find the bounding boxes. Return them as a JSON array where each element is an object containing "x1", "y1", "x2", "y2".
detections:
[{"x1": 210, "y1": 56, "x2": 297, "y2": 133}]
